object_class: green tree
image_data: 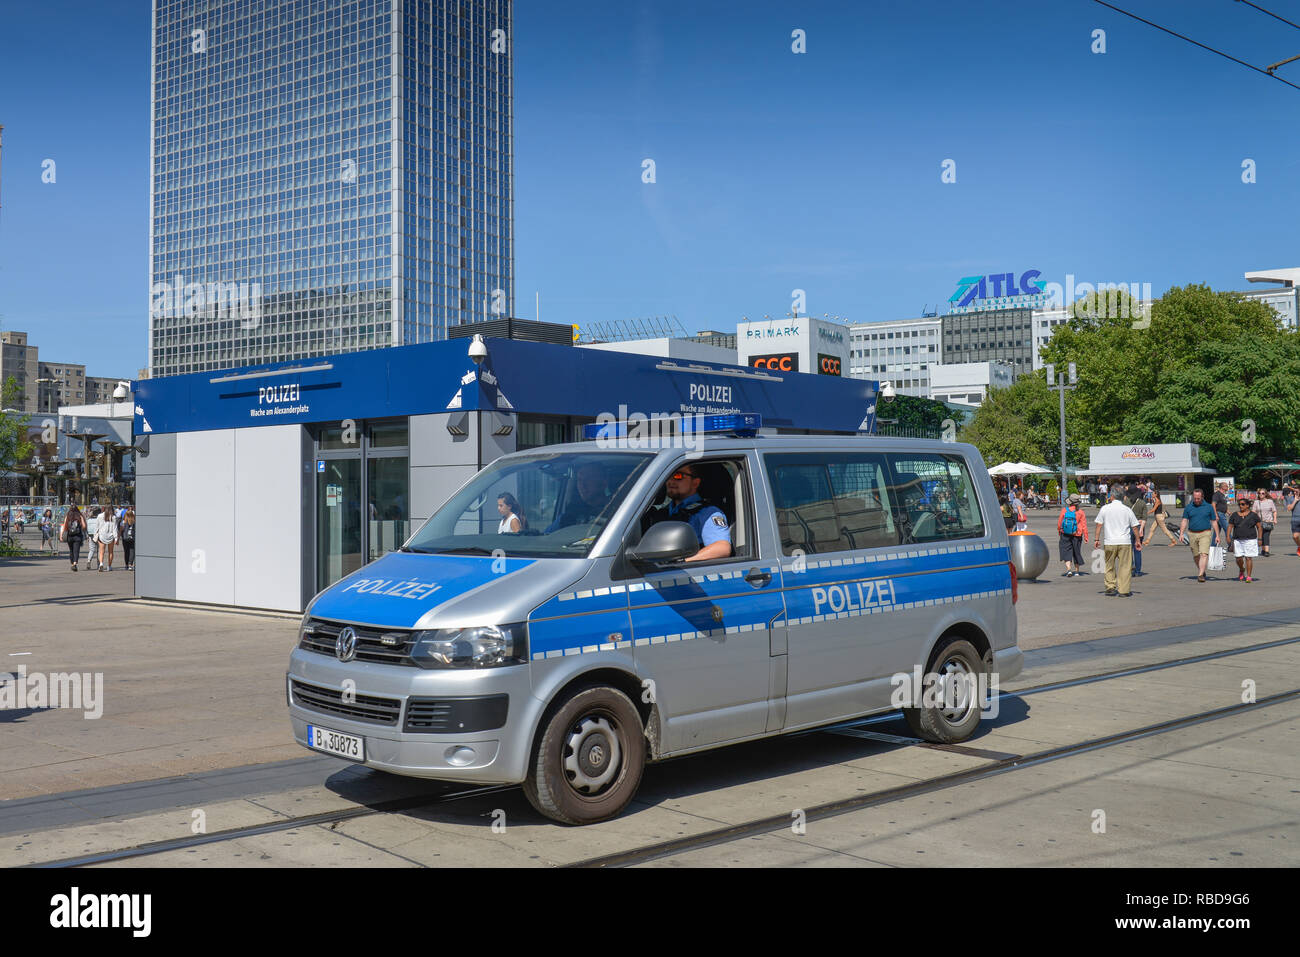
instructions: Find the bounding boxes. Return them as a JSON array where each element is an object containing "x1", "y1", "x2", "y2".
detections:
[
  {"x1": 1125, "y1": 335, "x2": 1300, "y2": 474},
  {"x1": 1037, "y1": 283, "x2": 1294, "y2": 467},
  {"x1": 959, "y1": 373, "x2": 1065, "y2": 467},
  {"x1": 885, "y1": 394, "x2": 950, "y2": 435},
  {"x1": 0, "y1": 377, "x2": 34, "y2": 478}
]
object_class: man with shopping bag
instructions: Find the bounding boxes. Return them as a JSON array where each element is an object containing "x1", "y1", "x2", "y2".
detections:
[
  {"x1": 1179, "y1": 488, "x2": 1222, "y2": 584},
  {"x1": 1094, "y1": 491, "x2": 1141, "y2": 597}
]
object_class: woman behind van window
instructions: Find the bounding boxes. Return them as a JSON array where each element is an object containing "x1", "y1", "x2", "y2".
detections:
[{"x1": 497, "y1": 493, "x2": 525, "y2": 534}]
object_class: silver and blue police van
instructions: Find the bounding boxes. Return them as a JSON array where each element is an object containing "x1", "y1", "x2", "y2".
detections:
[{"x1": 287, "y1": 415, "x2": 1022, "y2": 824}]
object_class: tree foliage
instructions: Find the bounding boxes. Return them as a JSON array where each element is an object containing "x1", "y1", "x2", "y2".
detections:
[
  {"x1": 0, "y1": 377, "x2": 34, "y2": 478},
  {"x1": 962, "y1": 283, "x2": 1297, "y2": 471},
  {"x1": 887, "y1": 394, "x2": 950, "y2": 434}
]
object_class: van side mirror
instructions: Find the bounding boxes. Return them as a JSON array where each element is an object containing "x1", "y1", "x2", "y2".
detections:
[{"x1": 626, "y1": 521, "x2": 697, "y2": 565}]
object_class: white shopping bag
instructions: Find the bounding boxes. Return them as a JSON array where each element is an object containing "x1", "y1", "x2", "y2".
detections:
[{"x1": 1207, "y1": 546, "x2": 1225, "y2": 571}]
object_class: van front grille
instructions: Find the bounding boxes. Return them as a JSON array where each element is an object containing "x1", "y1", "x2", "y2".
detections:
[
  {"x1": 300, "y1": 619, "x2": 419, "y2": 666},
  {"x1": 291, "y1": 679, "x2": 401, "y2": 726}
]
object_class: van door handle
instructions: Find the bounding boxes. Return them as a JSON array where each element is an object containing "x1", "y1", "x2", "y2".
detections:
[{"x1": 744, "y1": 568, "x2": 772, "y2": 587}]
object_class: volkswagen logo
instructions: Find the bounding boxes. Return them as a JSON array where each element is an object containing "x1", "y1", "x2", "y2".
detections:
[{"x1": 335, "y1": 626, "x2": 358, "y2": 663}]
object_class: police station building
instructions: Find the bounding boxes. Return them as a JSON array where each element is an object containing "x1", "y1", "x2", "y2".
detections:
[{"x1": 131, "y1": 331, "x2": 878, "y2": 612}]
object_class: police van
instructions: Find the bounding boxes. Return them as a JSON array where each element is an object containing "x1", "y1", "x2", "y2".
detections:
[{"x1": 287, "y1": 416, "x2": 1022, "y2": 824}]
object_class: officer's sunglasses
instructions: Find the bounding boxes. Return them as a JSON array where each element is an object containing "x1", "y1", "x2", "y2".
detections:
[{"x1": 669, "y1": 470, "x2": 696, "y2": 481}]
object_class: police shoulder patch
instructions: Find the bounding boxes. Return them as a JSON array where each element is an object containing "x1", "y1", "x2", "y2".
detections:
[{"x1": 711, "y1": 514, "x2": 727, "y2": 527}]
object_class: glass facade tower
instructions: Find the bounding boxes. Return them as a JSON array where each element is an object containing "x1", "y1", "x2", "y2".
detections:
[{"x1": 149, "y1": 0, "x2": 513, "y2": 378}]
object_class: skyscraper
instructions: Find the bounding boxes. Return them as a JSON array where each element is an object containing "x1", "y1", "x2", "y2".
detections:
[{"x1": 149, "y1": 0, "x2": 514, "y2": 378}]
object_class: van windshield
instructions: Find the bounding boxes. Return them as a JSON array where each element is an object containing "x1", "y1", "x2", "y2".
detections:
[{"x1": 404, "y1": 451, "x2": 656, "y2": 558}]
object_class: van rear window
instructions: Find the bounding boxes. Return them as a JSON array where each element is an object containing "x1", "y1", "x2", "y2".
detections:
[{"x1": 764, "y1": 451, "x2": 985, "y2": 555}]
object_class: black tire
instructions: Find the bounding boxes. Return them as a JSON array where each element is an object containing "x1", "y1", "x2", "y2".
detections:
[
  {"x1": 903, "y1": 637, "x2": 987, "y2": 744},
  {"x1": 521, "y1": 684, "x2": 646, "y2": 825}
]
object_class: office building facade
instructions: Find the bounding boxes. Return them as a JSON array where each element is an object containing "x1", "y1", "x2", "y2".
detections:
[
  {"x1": 847, "y1": 318, "x2": 941, "y2": 397},
  {"x1": 149, "y1": 0, "x2": 514, "y2": 378},
  {"x1": 1, "y1": 331, "x2": 125, "y2": 413},
  {"x1": 940, "y1": 307, "x2": 1034, "y2": 378}
]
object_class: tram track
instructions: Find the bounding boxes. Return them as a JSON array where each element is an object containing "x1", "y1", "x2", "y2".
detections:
[{"x1": 21, "y1": 634, "x2": 1300, "y2": 868}]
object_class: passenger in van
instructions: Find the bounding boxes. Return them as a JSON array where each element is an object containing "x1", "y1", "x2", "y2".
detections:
[
  {"x1": 496, "y1": 493, "x2": 526, "y2": 533},
  {"x1": 545, "y1": 462, "x2": 611, "y2": 532},
  {"x1": 642, "y1": 464, "x2": 732, "y2": 562}
]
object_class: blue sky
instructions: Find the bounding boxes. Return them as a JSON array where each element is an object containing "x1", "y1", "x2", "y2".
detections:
[{"x1": 1, "y1": 0, "x2": 1298, "y2": 377}]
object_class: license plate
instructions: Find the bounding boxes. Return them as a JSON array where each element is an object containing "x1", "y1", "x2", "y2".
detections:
[{"x1": 307, "y1": 725, "x2": 364, "y2": 762}]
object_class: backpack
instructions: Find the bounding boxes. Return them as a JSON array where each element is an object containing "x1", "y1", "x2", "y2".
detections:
[
  {"x1": 1061, "y1": 508, "x2": 1077, "y2": 535},
  {"x1": 122, "y1": 520, "x2": 135, "y2": 542}
]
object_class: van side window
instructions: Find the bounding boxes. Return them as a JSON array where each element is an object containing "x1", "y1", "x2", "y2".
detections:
[
  {"x1": 632, "y1": 457, "x2": 753, "y2": 561},
  {"x1": 884, "y1": 453, "x2": 986, "y2": 543},
  {"x1": 765, "y1": 453, "x2": 897, "y2": 555}
]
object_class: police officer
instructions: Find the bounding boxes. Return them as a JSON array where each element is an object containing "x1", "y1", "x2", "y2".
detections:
[{"x1": 642, "y1": 464, "x2": 732, "y2": 562}]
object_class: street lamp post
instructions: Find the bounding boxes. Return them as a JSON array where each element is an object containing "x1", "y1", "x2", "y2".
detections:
[{"x1": 1045, "y1": 363, "x2": 1077, "y2": 504}]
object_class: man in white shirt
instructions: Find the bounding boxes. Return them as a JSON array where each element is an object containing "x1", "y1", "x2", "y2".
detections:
[{"x1": 1094, "y1": 491, "x2": 1141, "y2": 597}]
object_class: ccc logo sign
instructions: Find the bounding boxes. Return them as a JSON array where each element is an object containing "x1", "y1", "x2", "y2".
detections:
[
  {"x1": 751, "y1": 353, "x2": 797, "y2": 372},
  {"x1": 819, "y1": 355, "x2": 842, "y2": 376}
]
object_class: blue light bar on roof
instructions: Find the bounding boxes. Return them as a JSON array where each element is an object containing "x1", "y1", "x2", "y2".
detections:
[{"x1": 582, "y1": 412, "x2": 762, "y2": 441}]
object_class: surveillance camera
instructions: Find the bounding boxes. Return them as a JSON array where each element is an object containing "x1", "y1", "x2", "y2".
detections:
[
  {"x1": 880, "y1": 382, "x2": 897, "y2": 403},
  {"x1": 468, "y1": 333, "x2": 488, "y2": 365},
  {"x1": 113, "y1": 384, "x2": 130, "y2": 401}
]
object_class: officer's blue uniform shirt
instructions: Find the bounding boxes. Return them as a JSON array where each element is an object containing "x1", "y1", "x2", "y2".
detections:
[{"x1": 668, "y1": 493, "x2": 730, "y2": 547}]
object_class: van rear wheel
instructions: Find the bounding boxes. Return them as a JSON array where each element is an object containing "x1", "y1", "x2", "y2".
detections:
[
  {"x1": 522, "y1": 685, "x2": 646, "y2": 825},
  {"x1": 903, "y1": 638, "x2": 986, "y2": 743}
]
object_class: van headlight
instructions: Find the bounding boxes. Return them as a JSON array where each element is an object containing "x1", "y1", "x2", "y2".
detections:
[{"x1": 410, "y1": 624, "x2": 527, "y2": 669}]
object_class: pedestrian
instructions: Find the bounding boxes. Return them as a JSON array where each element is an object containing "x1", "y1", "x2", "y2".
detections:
[
  {"x1": 61, "y1": 504, "x2": 87, "y2": 571},
  {"x1": 998, "y1": 494, "x2": 1015, "y2": 531},
  {"x1": 1009, "y1": 487, "x2": 1028, "y2": 532},
  {"x1": 85, "y1": 508, "x2": 101, "y2": 570},
  {"x1": 1228, "y1": 496, "x2": 1261, "y2": 582},
  {"x1": 1255, "y1": 488, "x2": 1277, "y2": 557},
  {"x1": 39, "y1": 508, "x2": 55, "y2": 554},
  {"x1": 1128, "y1": 485, "x2": 1148, "y2": 576},
  {"x1": 1057, "y1": 494, "x2": 1088, "y2": 577},
  {"x1": 1098, "y1": 479, "x2": 1109, "y2": 505},
  {"x1": 119, "y1": 508, "x2": 137, "y2": 570},
  {"x1": 96, "y1": 505, "x2": 118, "y2": 571},
  {"x1": 1212, "y1": 482, "x2": 1231, "y2": 544},
  {"x1": 1178, "y1": 488, "x2": 1222, "y2": 583},
  {"x1": 1094, "y1": 491, "x2": 1140, "y2": 596},
  {"x1": 1144, "y1": 492, "x2": 1179, "y2": 546}
]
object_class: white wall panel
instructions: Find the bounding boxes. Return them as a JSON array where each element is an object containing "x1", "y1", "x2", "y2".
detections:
[
  {"x1": 175, "y1": 430, "x2": 236, "y2": 604},
  {"x1": 233, "y1": 425, "x2": 304, "y2": 611}
]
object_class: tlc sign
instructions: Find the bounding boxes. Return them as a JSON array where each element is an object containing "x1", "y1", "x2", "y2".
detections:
[{"x1": 949, "y1": 270, "x2": 1044, "y2": 308}]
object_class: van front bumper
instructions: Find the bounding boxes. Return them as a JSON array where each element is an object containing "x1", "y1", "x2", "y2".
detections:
[{"x1": 286, "y1": 648, "x2": 537, "y2": 785}]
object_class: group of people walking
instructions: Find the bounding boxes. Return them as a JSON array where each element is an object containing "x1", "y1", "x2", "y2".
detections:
[
  {"x1": 56, "y1": 504, "x2": 136, "y2": 572},
  {"x1": 1053, "y1": 481, "x2": 1288, "y2": 593}
]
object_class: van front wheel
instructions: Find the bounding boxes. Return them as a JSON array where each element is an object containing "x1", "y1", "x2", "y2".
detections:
[
  {"x1": 903, "y1": 638, "x2": 986, "y2": 743},
  {"x1": 522, "y1": 685, "x2": 646, "y2": 825}
]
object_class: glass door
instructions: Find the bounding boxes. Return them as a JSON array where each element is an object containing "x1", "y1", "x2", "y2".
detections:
[{"x1": 317, "y1": 458, "x2": 363, "y2": 589}]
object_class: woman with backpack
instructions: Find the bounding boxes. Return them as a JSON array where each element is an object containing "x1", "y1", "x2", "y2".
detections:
[
  {"x1": 120, "y1": 508, "x2": 137, "y2": 570},
  {"x1": 1057, "y1": 494, "x2": 1089, "y2": 577},
  {"x1": 96, "y1": 505, "x2": 118, "y2": 571},
  {"x1": 61, "y1": 504, "x2": 87, "y2": 571}
]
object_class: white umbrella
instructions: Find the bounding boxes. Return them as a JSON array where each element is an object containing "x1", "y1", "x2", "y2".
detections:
[
  {"x1": 1012, "y1": 462, "x2": 1053, "y2": 474},
  {"x1": 987, "y1": 462, "x2": 1024, "y2": 476}
]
